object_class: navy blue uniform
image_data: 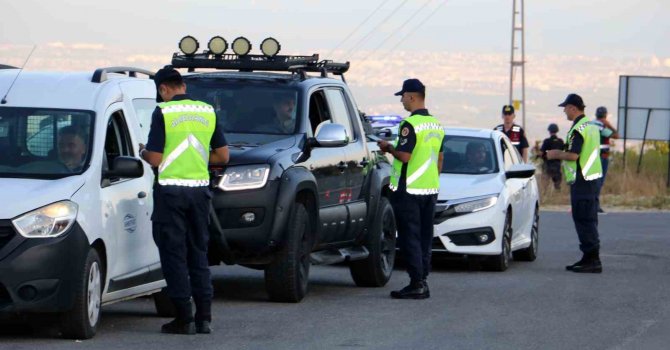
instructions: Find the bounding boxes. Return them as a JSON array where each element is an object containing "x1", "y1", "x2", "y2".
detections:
[
  {"x1": 391, "y1": 109, "x2": 443, "y2": 283},
  {"x1": 566, "y1": 115, "x2": 599, "y2": 254},
  {"x1": 146, "y1": 94, "x2": 226, "y2": 323}
]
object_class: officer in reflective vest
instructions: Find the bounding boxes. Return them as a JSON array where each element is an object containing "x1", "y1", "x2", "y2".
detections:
[
  {"x1": 494, "y1": 105, "x2": 529, "y2": 162},
  {"x1": 547, "y1": 93, "x2": 603, "y2": 273},
  {"x1": 591, "y1": 106, "x2": 619, "y2": 214},
  {"x1": 377, "y1": 79, "x2": 445, "y2": 299},
  {"x1": 139, "y1": 66, "x2": 229, "y2": 334}
]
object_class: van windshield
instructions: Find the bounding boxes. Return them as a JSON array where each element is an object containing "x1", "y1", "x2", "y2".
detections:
[{"x1": 0, "y1": 107, "x2": 94, "y2": 179}]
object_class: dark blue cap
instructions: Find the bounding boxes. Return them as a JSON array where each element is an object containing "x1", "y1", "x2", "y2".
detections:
[
  {"x1": 502, "y1": 105, "x2": 515, "y2": 115},
  {"x1": 548, "y1": 123, "x2": 559, "y2": 133},
  {"x1": 595, "y1": 106, "x2": 608, "y2": 118},
  {"x1": 394, "y1": 78, "x2": 425, "y2": 96},
  {"x1": 154, "y1": 65, "x2": 183, "y2": 102},
  {"x1": 558, "y1": 93, "x2": 585, "y2": 109}
]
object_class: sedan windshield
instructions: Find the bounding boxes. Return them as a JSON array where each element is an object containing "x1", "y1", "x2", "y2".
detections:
[
  {"x1": 441, "y1": 135, "x2": 498, "y2": 175},
  {"x1": 0, "y1": 107, "x2": 94, "y2": 179},
  {"x1": 185, "y1": 78, "x2": 300, "y2": 145}
]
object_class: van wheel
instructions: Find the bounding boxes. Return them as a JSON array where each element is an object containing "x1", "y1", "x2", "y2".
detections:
[
  {"x1": 153, "y1": 288, "x2": 176, "y2": 317},
  {"x1": 514, "y1": 204, "x2": 539, "y2": 261},
  {"x1": 350, "y1": 196, "x2": 396, "y2": 287},
  {"x1": 484, "y1": 214, "x2": 512, "y2": 272},
  {"x1": 60, "y1": 248, "x2": 102, "y2": 339},
  {"x1": 264, "y1": 202, "x2": 311, "y2": 302}
]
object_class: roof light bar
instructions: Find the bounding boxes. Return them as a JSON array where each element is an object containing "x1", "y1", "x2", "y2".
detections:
[{"x1": 179, "y1": 35, "x2": 199, "y2": 56}]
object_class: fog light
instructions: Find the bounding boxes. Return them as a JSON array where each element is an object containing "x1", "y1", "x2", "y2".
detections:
[
  {"x1": 208, "y1": 36, "x2": 228, "y2": 55},
  {"x1": 477, "y1": 234, "x2": 489, "y2": 243},
  {"x1": 241, "y1": 212, "x2": 256, "y2": 223},
  {"x1": 179, "y1": 35, "x2": 199, "y2": 56},
  {"x1": 260, "y1": 37, "x2": 280, "y2": 57},
  {"x1": 232, "y1": 37, "x2": 251, "y2": 56},
  {"x1": 17, "y1": 285, "x2": 37, "y2": 301}
]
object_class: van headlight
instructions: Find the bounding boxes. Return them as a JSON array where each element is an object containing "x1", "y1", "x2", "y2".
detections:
[
  {"x1": 218, "y1": 164, "x2": 270, "y2": 191},
  {"x1": 453, "y1": 196, "x2": 498, "y2": 214},
  {"x1": 12, "y1": 201, "x2": 78, "y2": 238}
]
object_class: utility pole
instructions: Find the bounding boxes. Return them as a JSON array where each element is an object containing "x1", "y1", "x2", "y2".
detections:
[{"x1": 509, "y1": 0, "x2": 526, "y2": 128}]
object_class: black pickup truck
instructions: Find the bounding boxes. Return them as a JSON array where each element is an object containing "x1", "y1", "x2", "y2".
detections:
[{"x1": 170, "y1": 47, "x2": 396, "y2": 302}]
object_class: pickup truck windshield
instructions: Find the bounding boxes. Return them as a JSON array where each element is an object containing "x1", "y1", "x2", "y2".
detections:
[
  {"x1": 186, "y1": 79, "x2": 300, "y2": 144},
  {"x1": 0, "y1": 107, "x2": 94, "y2": 179},
  {"x1": 441, "y1": 136, "x2": 499, "y2": 175}
]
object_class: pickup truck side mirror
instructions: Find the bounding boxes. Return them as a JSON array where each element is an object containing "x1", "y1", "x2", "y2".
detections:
[
  {"x1": 104, "y1": 156, "x2": 144, "y2": 179},
  {"x1": 505, "y1": 163, "x2": 536, "y2": 179},
  {"x1": 313, "y1": 123, "x2": 349, "y2": 148}
]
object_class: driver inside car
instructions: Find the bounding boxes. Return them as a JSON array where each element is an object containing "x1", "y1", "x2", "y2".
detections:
[
  {"x1": 456, "y1": 141, "x2": 489, "y2": 172},
  {"x1": 57, "y1": 125, "x2": 87, "y2": 172}
]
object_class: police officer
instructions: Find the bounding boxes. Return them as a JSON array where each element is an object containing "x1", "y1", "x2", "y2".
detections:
[
  {"x1": 494, "y1": 105, "x2": 529, "y2": 162},
  {"x1": 139, "y1": 66, "x2": 229, "y2": 334},
  {"x1": 546, "y1": 93, "x2": 603, "y2": 273},
  {"x1": 540, "y1": 123, "x2": 565, "y2": 190},
  {"x1": 591, "y1": 106, "x2": 619, "y2": 214},
  {"x1": 377, "y1": 79, "x2": 444, "y2": 299}
]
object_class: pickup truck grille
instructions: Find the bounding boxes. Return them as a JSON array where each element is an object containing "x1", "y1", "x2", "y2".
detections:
[{"x1": 0, "y1": 220, "x2": 16, "y2": 251}]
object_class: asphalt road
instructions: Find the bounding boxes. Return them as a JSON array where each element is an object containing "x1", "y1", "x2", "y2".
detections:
[{"x1": 1, "y1": 211, "x2": 670, "y2": 350}]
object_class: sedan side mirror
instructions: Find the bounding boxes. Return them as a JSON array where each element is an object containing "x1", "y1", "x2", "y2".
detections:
[
  {"x1": 104, "y1": 156, "x2": 144, "y2": 179},
  {"x1": 505, "y1": 163, "x2": 535, "y2": 179},
  {"x1": 313, "y1": 123, "x2": 349, "y2": 147}
]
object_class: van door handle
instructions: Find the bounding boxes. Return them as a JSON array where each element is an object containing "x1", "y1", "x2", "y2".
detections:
[
  {"x1": 338, "y1": 161, "x2": 348, "y2": 170},
  {"x1": 138, "y1": 191, "x2": 147, "y2": 198}
]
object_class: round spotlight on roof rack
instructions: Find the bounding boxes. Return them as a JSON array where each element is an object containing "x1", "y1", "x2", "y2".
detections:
[
  {"x1": 232, "y1": 37, "x2": 251, "y2": 56},
  {"x1": 260, "y1": 37, "x2": 281, "y2": 57},
  {"x1": 179, "y1": 35, "x2": 199, "y2": 56},
  {"x1": 208, "y1": 36, "x2": 228, "y2": 55}
]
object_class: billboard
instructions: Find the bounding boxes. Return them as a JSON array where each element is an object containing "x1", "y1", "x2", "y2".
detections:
[{"x1": 618, "y1": 75, "x2": 670, "y2": 141}]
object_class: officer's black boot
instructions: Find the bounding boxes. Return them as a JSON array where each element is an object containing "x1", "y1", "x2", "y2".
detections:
[
  {"x1": 422, "y1": 279, "x2": 430, "y2": 298},
  {"x1": 161, "y1": 299, "x2": 195, "y2": 335},
  {"x1": 390, "y1": 280, "x2": 429, "y2": 299},
  {"x1": 565, "y1": 253, "x2": 588, "y2": 271},
  {"x1": 194, "y1": 299, "x2": 212, "y2": 334},
  {"x1": 571, "y1": 251, "x2": 602, "y2": 273}
]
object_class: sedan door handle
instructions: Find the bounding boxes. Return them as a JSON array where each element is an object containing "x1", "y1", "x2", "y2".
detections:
[
  {"x1": 359, "y1": 158, "x2": 369, "y2": 167},
  {"x1": 138, "y1": 191, "x2": 147, "y2": 199},
  {"x1": 338, "y1": 161, "x2": 348, "y2": 170}
]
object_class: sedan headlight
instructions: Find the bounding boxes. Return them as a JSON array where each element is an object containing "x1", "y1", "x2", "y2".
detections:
[
  {"x1": 218, "y1": 164, "x2": 270, "y2": 191},
  {"x1": 12, "y1": 201, "x2": 78, "y2": 238},
  {"x1": 453, "y1": 196, "x2": 498, "y2": 214}
]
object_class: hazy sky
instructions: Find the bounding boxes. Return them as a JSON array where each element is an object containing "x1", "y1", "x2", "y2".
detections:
[{"x1": 2, "y1": 0, "x2": 669, "y2": 142}]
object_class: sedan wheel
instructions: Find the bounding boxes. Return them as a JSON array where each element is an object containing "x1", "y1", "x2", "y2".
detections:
[{"x1": 514, "y1": 204, "x2": 539, "y2": 261}]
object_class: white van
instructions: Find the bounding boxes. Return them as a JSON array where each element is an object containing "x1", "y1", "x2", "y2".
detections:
[{"x1": 0, "y1": 66, "x2": 171, "y2": 339}]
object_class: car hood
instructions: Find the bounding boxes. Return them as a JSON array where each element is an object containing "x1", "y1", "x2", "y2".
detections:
[
  {"x1": 0, "y1": 176, "x2": 85, "y2": 219},
  {"x1": 227, "y1": 136, "x2": 298, "y2": 166},
  {"x1": 438, "y1": 173, "x2": 503, "y2": 200}
]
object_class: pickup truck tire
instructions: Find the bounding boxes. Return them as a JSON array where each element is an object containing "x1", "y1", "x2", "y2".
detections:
[
  {"x1": 264, "y1": 202, "x2": 311, "y2": 302},
  {"x1": 153, "y1": 288, "x2": 176, "y2": 317},
  {"x1": 60, "y1": 248, "x2": 102, "y2": 339},
  {"x1": 349, "y1": 196, "x2": 396, "y2": 287}
]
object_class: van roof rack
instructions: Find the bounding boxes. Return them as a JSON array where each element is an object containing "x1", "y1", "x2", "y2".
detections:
[
  {"x1": 170, "y1": 53, "x2": 350, "y2": 81},
  {"x1": 92, "y1": 66, "x2": 155, "y2": 83},
  {"x1": 0, "y1": 64, "x2": 18, "y2": 70}
]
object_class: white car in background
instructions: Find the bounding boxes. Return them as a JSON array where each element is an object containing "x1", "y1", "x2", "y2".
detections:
[{"x1": 433, "y1": 128, "x2": 539, "y2": 271}]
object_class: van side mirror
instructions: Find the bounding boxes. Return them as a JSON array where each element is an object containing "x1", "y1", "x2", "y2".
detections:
[
  {"x1": 505, "y1": 163, "x2": 535, "y2": 179},
  {"x1": 313, "y1": 123, "x2": 349, "y2": 148},
  {"x1": 104, "y1": 156, "x2": 144, "y2": 179}
]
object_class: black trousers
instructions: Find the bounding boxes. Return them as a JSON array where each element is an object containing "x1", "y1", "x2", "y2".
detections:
[
  {"x1": 152, "y1": 185, "x2": 213, "y2": 321},
  {"x1": 390, "y1": 190, "x2": 437, "y2": 283},
  {"x1": 570, "y1": 179, "x2": 600, "y2": 254}
]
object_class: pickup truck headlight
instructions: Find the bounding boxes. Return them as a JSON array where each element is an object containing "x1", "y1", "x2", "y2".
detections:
[
  {"x1": 453, "y1": 196, "x2": 498, "y2": 214},
  {"x1": 218, "y1": 164, "x2": 270, "y2": 191},
  {"x1": 12, "y1": 201, "x2": 78, "y2": 238}
]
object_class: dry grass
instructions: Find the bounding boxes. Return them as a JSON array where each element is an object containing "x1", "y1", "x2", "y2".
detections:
[{"x1": 537, "y1": 149, "x2": 670, "y2": 210}]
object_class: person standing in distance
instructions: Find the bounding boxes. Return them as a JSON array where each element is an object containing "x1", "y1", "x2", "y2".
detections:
[
  {"x1": 494, "y1": 105, "x2": 529, "y2": 162},
  {"x1": 540, "y1": 123, "x2": 565, "y2": 190},
  {"x1": 591, "y1": 106, "x2": 619, "y2": 214},
  {"x1": 546, "y1": 93, "x2": 603, "y2": 273},
  {"x1": 377, "y1": 78, "x2": 445, "y2": 299},
  {"x1": 139, "y1": 66, "x2": 229, "y2": 334}
]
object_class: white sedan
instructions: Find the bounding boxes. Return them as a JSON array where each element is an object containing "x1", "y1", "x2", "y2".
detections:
[{"x1": 433, "y1": 127, "x2": 540, "y2": 271}]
